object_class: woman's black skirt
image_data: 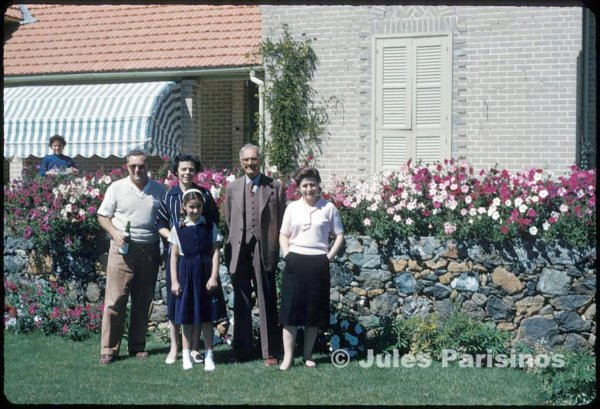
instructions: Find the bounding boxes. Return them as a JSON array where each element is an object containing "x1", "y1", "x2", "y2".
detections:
[{"x1": 279, "y1": 252, "x2": 330, "y2": 329}]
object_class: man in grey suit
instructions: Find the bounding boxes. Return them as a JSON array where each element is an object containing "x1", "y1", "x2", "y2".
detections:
[{"x1": 224, "y1": 144, "x2": 286, "y2": 366}]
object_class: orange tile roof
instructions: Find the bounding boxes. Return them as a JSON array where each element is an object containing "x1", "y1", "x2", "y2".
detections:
[
  {"x1": 4, "y1": 4, "x2": 262, "y2": 77},
  {"x1": 4, "y1": 5, "x2": 22, "y2": 21}
]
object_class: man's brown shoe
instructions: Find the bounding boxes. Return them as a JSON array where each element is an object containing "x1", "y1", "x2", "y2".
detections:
[
  {"x1": 264, "y1": 357, "x2": 278, "y2": 367},
  {"x1": 99, "y1": 354, "x2": 116, "y2": 365},
  {"x1": 130, "y1": 351, "x2": 149, "y2": 358}
]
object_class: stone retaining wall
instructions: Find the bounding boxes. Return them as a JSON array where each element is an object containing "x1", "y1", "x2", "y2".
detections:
[
  {"x1": 329, "y1": 235, "x2": 596, "y2": 351},
  {"x1": 4, "y1": 234, "x2": 596, "y2": 350}
]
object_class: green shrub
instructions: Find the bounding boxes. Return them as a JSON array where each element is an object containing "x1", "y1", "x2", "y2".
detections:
[
  {"x1": 392, "y1": 312, "x2": 510, "y2": 362},
  {"x1": 535, "y1": 349, "x2": 596, "y2": 405}
]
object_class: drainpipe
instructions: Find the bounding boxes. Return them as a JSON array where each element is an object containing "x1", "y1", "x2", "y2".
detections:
[{"x1": 249, "y1": 71, "x2": 265, "y2": 161}]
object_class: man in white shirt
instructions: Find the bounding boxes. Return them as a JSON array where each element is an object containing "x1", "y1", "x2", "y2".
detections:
[{"x1": 97, "y1": 149, "x2": 166, "y2": 365}]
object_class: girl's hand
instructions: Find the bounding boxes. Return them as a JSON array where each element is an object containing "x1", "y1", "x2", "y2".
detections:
[
  {"x1": 171, "y1": 281, "x2": 182, "y2": 297},
  {"x1": 206, "y1": 277, "x2": 218, "y2": 292}
]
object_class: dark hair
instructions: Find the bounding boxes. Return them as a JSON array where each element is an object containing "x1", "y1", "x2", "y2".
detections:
[
  {"x1": 293, "y1": 167, "x2": 321, "y2": 187},
  {"x1": 179, "y1": 190, "x2": 205, "y2": 227},
  {"x1": 48, "y1": 135, "x2": 66, "y2": 147},
  {"x1": 172, "y1": 153, "x2": 202, "y2": 175}
]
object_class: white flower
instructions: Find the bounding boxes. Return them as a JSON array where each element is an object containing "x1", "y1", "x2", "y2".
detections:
[
  {"x1": 469, "y1": 208, "x2": 477, "y2": 217},
  {"x1": 464, "y1": 195, "x2": 472, "y2": 205},
  {"x1": 539, "y1": 189, "x2": 548, "y2": 199},
  {"x1": 492, "y1": 197, "x2": 501, "y2": 206},
  {"x1": 78, "y1": 209, "x2": 85, "y2": 217},
  {"x1": 268, "y1": 165, "x2": 278, "y2": 175},
  {"x1": 460, "y1": 208, "x2": 468, "y2": 216},
  {"x1": 363, "y1": 218, "x2": 372, "y2": 227},
  {"x1": 542, "y1": 222, "x2": 550, "y2": 231},
  {"x1": 518, "y1": 204, "x2": 528, "y2": 214},
  {"x1": 477, "y1": 207, "x2": 486, "y2": 215},
  {"x1": 531, "y1": 195, "x2": 539, "y2": 203},
  {"x1": 559, "y1": 204, "x2": 569, "y2": 213},
  {"x1": 504, "y1": 199, "x2": 512, "y2": 207},
  {"x1": 5, "y1": 317, "x2": 16, "y2": 327},
  {"x1": 386, "y1": 207, "x2": 395, "y2": 215},
  {"x1": 487, "y1": 205, "x2": 497, "y2": 217},
  {"x1": 514, "y1": 197, "x2": 523, "y2": 207},
  {"x1": 533, "y1": 172, "x2": 542, "y2": 182},
  {"x1": 34, "y1": 315, "x2": 42, "y2": 324},
  {"x1": 102, "y1": 175, "x2": 112, "y2": 184},
  {"x1": 393, "y1": 215, "x2": 402, "y2": 223},
  {"x1": 529, "y1": 226, "x2": 538, "y2": 236},
  {"x1": 468, "y1": 219, "x2": 474, "y2": 224},
  {"x1": 557, "y1": 187, "x2": 567, "y2": 197},
  {"x1": 226, "y1": 174, "x2": 236, "y2": 183},
  {"x1": 65, "y1": 204, "x2": 73, "y2": 213},
  {"x1": 446, "y1": 199, "x2": 458, "y2": 210},
  {"x1": 491, "y1": 211, "x2": 500, "y2": 220},
  {"x1": 405, "y1": 217, "x2": 413, "y2": 226},
  {"x1": 450, "y1": 183, "x2": 458, "y2": 191},
  {"x1": 461, "y1": 185, "x2": 469, "y2": 194}
]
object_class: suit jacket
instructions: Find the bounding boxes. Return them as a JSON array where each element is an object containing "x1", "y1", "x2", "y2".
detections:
[{"x1": 223, "y1": 173, "x2": 286, "y2": 275}]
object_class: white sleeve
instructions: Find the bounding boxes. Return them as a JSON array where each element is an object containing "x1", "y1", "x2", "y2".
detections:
[
  {"x1": 168, "y1": 227, "x2": 180, "y2": 248},
  {"x1": 97, "y1": 183, "x2": 116, "y2": 218},
  {"x1": 280, "y1": 205, "x2": 292, "y2": 236},
  {"x1": 330, "y1": 205, "x2": 344, "y2": 235}
]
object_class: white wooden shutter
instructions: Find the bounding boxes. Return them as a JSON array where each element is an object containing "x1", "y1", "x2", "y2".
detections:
[
  {"x1": 414, "y1": 35, "x2": 451, "y2": 165},
  {"x1": 374, "y1": 34, "x2": 451, "y2": 171},
  {"x1": 375, "y1": 37, "x2": 412, "y2": 169}
]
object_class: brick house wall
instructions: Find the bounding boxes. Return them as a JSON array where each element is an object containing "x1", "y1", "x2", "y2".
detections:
[{"x1": 260, "y1": 5, "x2": 583, "y2": 184}]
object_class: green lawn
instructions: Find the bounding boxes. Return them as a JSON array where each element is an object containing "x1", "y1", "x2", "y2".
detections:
[{"x1": 3, "y1": 331, "x2": 548, "y2": 405}]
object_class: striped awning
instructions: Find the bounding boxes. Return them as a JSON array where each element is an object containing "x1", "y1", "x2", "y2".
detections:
[{"x1": 3, "y1": 81, "x2": 181, "y2": 158}]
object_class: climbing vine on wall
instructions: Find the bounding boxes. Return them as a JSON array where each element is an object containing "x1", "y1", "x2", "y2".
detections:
[{"x1": 260, "y1": 24, "x2": 337, "y2": 178}]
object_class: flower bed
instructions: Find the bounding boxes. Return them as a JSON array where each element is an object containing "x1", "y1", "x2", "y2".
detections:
[{"x1": 331, "y1": 160, "x2": 595, "y2": 247}]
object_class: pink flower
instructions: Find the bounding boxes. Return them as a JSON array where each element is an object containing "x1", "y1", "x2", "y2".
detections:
[
  {"x1": 23, "y1": 225, "x2": 33, "y2": 239},
  {"x1": 57, "y1": 286, "x2": 65, "y2": 295},
  {"x1": 444, "y1": 222, "x2": 456, "y2": 235},
  {"x1": 87, "y1": 206, "x2": 97, "y2": 215},
  {"x1": 500, "y1": 226, "x2": 509, "y2": 234},
  {"x1": 28, "y1": 303, "x2": 36, "y2": 315},
  {"x1": 62, "y1": 324, "x2": 69, "y2": 335},
  {"x1": 51, "y1": 307, "x2": 60, "y2": 319}
]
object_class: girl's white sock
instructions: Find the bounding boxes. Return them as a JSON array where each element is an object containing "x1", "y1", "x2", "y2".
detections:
[
  {"x1": 182, "y1": 349, "x2": 193, "y2": 370},
  {"x1": 204, "y1": 349, "x2": 215, "y2": 371}
]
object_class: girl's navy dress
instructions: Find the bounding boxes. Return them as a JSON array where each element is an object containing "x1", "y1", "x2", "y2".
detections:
[{"x1": 173, "y1": 222, "x2": 227, "y2": 325}]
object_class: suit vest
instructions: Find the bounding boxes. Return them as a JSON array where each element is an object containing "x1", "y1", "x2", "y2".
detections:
[{"x1": 244, "y1": 182, "x2": 260, "y2": 244}]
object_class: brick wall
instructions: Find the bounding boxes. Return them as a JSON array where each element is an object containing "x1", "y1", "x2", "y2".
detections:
[
  {"x1": 189, "y1": 80, "x2": 248, "y2": 169},
  {"x1": 261, "y1": 5, "x2": 583, "y2": 184}
]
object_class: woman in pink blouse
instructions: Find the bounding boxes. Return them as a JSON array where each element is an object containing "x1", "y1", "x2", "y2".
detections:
[{"x1": 278, "y1": 167, "x2": 344, "y2": 370}]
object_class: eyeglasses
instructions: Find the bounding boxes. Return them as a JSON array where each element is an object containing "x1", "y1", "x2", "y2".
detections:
[{"x1": 128, "y1": 164, "x2": 147, "y2": 170}]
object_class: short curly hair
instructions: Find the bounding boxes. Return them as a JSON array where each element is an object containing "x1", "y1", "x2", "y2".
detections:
[
  {"x1": 172, "y1": 153, "x2": 202, "y2": 175},
  {"x1": 48, "y1": 135, "x2": 67, "y2": 147}
]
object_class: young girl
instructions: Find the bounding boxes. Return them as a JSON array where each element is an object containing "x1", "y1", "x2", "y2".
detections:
[{"x1": 169, "y1": 189, "x2": 220, "y2": 371}]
